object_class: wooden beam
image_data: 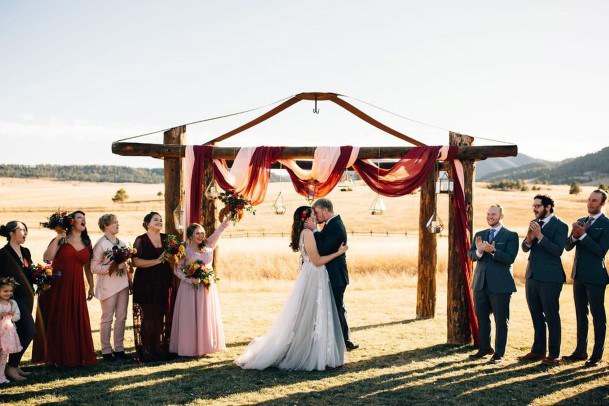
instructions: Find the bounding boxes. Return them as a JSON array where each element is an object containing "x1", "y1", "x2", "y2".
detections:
[
  {"x1": 163, "y1": 126, "x2": 185, "y2": 237},
  {"x1": 416, "y1": 168, "x2": 437, "y2": 319},
  {"x1": 447, "y1": 132, "x2": 474, "y2": 345},
  {"x1": 112, "y1": 142, "x2": 518, "y2": 160}
]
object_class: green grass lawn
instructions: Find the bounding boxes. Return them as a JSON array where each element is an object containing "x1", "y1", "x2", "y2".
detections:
[{"x1": 2, "y1": 278, "x2": 609, "y2": 405}]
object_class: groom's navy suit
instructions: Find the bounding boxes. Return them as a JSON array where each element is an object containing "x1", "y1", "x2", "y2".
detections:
[
  {"x1": 468, "y1": 226, "x2": 518, "y2": 357},
  {"x1": 314, "y1": 215, "x2": 350, "y2": 343},
  {"x1": 565, "y1": 213, "x2": 609, "y2": 361}
]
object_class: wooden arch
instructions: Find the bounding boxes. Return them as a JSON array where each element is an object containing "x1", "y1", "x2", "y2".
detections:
[{"x1": 112, "y1": 92, "x2": 517, "y2": 344}]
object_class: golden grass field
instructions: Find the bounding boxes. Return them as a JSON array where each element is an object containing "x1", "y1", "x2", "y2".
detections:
[{"x1": 0, "y1": 177, "x2": 608, "y2": 405}]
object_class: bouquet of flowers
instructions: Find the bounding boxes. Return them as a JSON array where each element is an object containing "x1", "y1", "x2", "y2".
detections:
[
  {"x1": 217, "y1": 190, "x2": 255, "y2": 224},
  {"x1": 40, "y1": 209, "x2": 72, "y2": 231},
  {"x1": 164, "y1": 234, "x2": 186, "y2": 265},
  {"x1": 183, "y1": 259, "x2": 218, "y2": 289},
  {"x1": 104, "y1": 244, "x2": 137, "y2": 277},
  {"x1": 29, "y1": 262, "x2": 61, "y2": 294}
]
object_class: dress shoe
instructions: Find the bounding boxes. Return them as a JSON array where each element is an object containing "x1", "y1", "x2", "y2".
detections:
[
  {"x1": 102, "y1": 353, "x2": 115, "y2": 362},
  {"x1": 517, "y1": 352, "x2": 545, "y2": 362},
  {"x1": 541, "y1": 356, "x2": 561, "y2": 366},
  {"x1": 487, "y1": 354, "x2": 503, "y2": 364},
  {"x1": 113, "y1": 351, "x2": 132, "y2": 360},
  {"x1": 469, "y1": 348, "x2": 494, "y2": 359},
  {"x1": 562, "y1": 352, "x2": 588, "y2": 362},
  {"x1": 345, "y1": 341, "x2": 359, "y2": 351},
  {"x1": 325, "y1": 364, "x2": 343, "y2": 371},
  {"x1": 585, "y1": 358, "x2": 602, "y2": 367}
]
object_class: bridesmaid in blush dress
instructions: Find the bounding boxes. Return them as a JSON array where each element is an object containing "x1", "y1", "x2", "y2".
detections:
[
  {"x1": 169, "y1": 220, "x2": 230, "y2": 357},
  {"x1": 34, "y1": 210, "x2": 97, "y2": 367},
  {"x1": 131, "y1": 212, "x2": 177, "y2": 362}
]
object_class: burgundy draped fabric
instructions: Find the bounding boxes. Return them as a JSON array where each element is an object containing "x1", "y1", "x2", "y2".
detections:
[
  {"x1": 352, "y1": 146, "x2": 441, "y2": 196},
  {"x1": 447, "y1": 147, "x2": 479, "y2": 345},
  {"x1": 189, "y1": 145, "x2": 213, "y2": 224},
  {"x1": 283, "y1": 146, "x2": 354, "y2": 199},
  {"x1": 241, "y1": 146, "x2": 285, "y2": 204}
]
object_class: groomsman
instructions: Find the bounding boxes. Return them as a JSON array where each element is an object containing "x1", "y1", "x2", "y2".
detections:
[
  {"x1": 518, "y1": 194, "x2": 568, "y2": 365},
  {"x1": 563, "y1": 189, "x2": 609, "y2": 367},
  {"x1": 468, "y1": 205, "x2": 518, "y2": 364}
]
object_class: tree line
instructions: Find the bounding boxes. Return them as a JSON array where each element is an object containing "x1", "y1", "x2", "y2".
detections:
[{"x1": 0, "y1": 165, "x2": 164, "y2": 184}]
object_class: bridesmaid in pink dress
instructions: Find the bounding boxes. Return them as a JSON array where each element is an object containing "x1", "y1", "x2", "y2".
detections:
[{"x1": 169, "y1": 220, "x2": 230, "y2": 357}]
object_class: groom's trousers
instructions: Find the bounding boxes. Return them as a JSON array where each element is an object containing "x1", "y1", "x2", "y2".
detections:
[{"x1": 333, "y1": 286, "x2": 350, "y2": 343}]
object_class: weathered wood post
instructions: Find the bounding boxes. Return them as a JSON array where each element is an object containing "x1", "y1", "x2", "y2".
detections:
[
  {"x1": 416, "y1": 167, "x2": 437, "y2": 319},
  {"x1": 163, "y1": 126, "x2": 186, "y2": 236},
  {"x1": 447, "y1": 132, "x2": 475, "y2": 344},
  {"x1": 201, "y1": 143, "x2": 218, "y2": 268}
]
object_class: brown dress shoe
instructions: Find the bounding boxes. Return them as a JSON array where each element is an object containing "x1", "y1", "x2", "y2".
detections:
[
  {"x1": 541, "y1": 356, "x2": 561, "y2": 365},
  {"x1": 469, "y1": 348, "x2": 495, "y2": 359},
  {"x1": 517, "y1": 352, "x2": 545, "y2": 361},
  {"x1": 562, "y1": 352, "x2": 588, "y2": 362},
  {"x1": 585, "y1": 358, "x2": 602, "y2": 367}
]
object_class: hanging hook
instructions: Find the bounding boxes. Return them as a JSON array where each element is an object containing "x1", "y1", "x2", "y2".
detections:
[{"x1": 313, "y1": 96, "x2": 320, "y2": 114}]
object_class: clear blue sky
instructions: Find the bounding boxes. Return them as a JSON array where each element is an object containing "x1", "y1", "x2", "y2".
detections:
[{"x1": 1, "y1": 1, "x2": 607, "y2": 168}]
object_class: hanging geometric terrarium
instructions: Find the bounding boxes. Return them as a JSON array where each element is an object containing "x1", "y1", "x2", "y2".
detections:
[
  {"x1": 369, "y1": 195, "x2": 387, "y2": 215},
  {"x1": 338, "y1": 171, "x2": 356, "y2": 191},
  {"x1": 426, "y1": 213, "x2": 444, "y2": 234},
  {"x1": 273, "y1": 191, "x2": 287, "y2": 215},
  {"x1": 305, "y1": 179, "x2": 319, "y2": 205}
]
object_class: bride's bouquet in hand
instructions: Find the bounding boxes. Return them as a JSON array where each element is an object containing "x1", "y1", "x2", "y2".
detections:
[
  {"x1": 164, "y1": 234, "x2": 186, "y2": 265},
  {"x1": 217, "y1": 190, "x2": 255, "y2": 224},
  {"x1": 183, "y1": 259, "x2": 218, "y2": 289},
  {"x1": 104, "y1": 245, "x2": 137, "y2": 277}
]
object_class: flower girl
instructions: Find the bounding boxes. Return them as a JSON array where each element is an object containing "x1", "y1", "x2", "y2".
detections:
[{"x1": 0, "y1": 277, "x2": 22, "y2": 384}]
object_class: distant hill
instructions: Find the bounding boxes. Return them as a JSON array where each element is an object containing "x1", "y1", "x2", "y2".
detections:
[
  {"x1": 479, "y1": 146, "x2": 609, "y2": 185},
  {"x1": 475, "y1": 153, "x2": 545, "y2": 180},
  {"x1": 0, "y1": 165, "x2": 164, "y2": 184}
]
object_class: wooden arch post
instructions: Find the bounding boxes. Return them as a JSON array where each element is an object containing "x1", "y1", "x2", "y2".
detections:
[
  {"x1": 417, "y1": 168, "x2": 437, "y2": 319},
  {"x1": 447, "y1": 132, "x2": 475, "y2": 344},
  {"x1": 163, "y1": 126, "x2": 185, "y2": 236}
]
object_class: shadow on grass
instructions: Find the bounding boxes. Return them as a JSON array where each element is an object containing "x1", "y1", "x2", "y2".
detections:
[{"x1": 6, "y1": 343, "x2": 609, "y2": 404}]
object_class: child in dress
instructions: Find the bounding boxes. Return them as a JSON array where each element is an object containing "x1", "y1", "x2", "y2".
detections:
[{"x1": 0, "y1": 276, "x2": 22, "y2": 384}]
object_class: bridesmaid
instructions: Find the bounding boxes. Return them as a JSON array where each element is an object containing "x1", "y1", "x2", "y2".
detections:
[
  {"x1": 131, "y1": 212, "x2": 177, "y2": 362},
  {"x1": 91, "y1": 214, "x2": 132, "y2": 362},
  {"x1": 33, "y1": 210, "x2": 97, "y2": 367},
  {"x1": 0, "y1": 221, "x2": 34, "y2": 381},
  {"x1": 169, "y1": 220, "x2": 230, "y2": 357}
]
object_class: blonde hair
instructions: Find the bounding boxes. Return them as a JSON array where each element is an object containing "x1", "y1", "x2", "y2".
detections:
[{"x1": 98, "y1": 214, "x2": 117, "y2": 231}]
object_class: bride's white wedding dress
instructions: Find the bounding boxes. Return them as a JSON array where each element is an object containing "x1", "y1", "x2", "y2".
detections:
[{"x1": 235, "y1": 232, "x2": 346, "y2": 371}]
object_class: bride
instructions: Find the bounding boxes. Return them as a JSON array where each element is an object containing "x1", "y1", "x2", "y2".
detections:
[{"x1": 235, "y1": 206, "x2": 348, "y2": 371}]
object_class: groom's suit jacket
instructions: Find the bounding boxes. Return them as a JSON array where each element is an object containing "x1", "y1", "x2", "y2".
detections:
[
  {"x1": 468, "y1": 227, "x2": 518, "y2": 294},
  {"x1": 314, "y1": 215, "x2": 348, "y2": 288}
]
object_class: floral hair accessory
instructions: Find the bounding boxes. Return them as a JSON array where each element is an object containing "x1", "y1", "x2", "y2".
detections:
[
  {"x1": 0, "y1": 276, "x2": 19, "y2": 287},
  {"x1": 301, "y1": 210, "x2": 308, "y2": 222}
]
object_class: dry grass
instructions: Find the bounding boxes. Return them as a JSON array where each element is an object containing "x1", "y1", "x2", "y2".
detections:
[{"x1": 0, "y1": 177, "x2": 608, "y2": 404}]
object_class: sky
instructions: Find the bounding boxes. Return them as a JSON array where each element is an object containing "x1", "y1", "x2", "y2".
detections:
[{"x1": 1, "y1": 0, "x2": 608, "y2": 168}]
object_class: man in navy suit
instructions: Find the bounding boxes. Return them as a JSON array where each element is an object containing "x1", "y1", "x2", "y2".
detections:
[
  {"x1": 468, "y1": 205, "x2": 519, "y2": 364},
  {"x1": 563, "y1": 189, "x2": 609, "y2": 367},
  {"x1": 309, "y1": 198, "x2": 358, "y2": 351},
  {"x1": 518, "y1": 194, "x2": 568, "y2": 365}
]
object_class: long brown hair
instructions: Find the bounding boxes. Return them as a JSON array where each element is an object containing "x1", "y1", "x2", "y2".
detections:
[
  {"x1": 186, "y1": 223, "x2": 207, "y2": 249},
  {"x1": 289, "y1": 206, "x2": 312, "y2": 252}
]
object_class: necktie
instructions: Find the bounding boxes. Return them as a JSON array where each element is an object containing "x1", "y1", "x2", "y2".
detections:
[
  {"x1": 488, "y1": 229, "x2": 495, "y2": 243},
  {"x1": 537, "y1": 219, "x2": 544, "y2": 227},
  {"x1": 584, "y1": 216, "x2": 593, "y2": 230}
]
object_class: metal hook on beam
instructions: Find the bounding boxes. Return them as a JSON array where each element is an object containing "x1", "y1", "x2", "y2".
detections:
[{"x1": 313, "y1": 96, "x2": 320, "y2": 114}]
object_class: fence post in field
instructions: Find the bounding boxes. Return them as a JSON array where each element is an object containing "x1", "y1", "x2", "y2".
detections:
[
  {"x1": 417, "y1": 166, "x2": 437, "y2": 319},
  {"x1": 163, "y1": 126, "x2": 185, "y2": 237},
  {"x1": 447, "y1": 131, "x2": 475, "y2": 344}
]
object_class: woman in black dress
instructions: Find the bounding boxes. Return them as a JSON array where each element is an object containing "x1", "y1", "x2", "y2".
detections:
[
  {"x1": 0, "y1": 221, "x2": 34, "y2": 381},
  {"x1": 131, "y1": 212, "x2": 177, "y2": 362}
]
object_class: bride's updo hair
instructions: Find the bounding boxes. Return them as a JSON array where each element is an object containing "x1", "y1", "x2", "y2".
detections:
[{"x1": 290, "y1": 206, "x2": 312, "y2": 252}]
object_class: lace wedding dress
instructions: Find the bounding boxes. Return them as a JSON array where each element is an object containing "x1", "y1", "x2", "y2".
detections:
[{"x1": 235, "y1": 232, "x2": 346, "y2": 371}]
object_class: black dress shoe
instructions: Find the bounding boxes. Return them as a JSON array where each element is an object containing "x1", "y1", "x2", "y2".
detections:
[
  {"x1": 585, "y1": 358, "x2": 602, "y2": 367},
  {"x1": 487, "y1": 354, "x2": 503, "y2": 364},
  {"x1": 113, "y1": 351, "x2": 132, "y2": 360},
  {"x1": 469, "y1": 348, "x2": 494, "y2": 359},
  {"x1": 102, "y1": 353, "x2": 115, "y2": 362},
  {"x1": 562, "y1": 352, "x2": 588, "y2": 362},
  {"x1": 345, "y1": 341, "x2": 359, "y2": 351}
]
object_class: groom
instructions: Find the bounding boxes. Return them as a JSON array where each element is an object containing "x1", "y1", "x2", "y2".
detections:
[{"x1": 308, "y1": 198, "x2": 358, "y2": 351}]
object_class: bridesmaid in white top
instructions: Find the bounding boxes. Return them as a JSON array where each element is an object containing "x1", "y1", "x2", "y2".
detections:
[{"x1": 90, "y1": 214, "x2": 132, "y2": 362}]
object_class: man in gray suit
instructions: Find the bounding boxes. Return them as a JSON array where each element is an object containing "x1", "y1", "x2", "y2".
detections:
[
  {"x1": 518, "y1": 194, "x2": 568, "y2": 366},
  {"x1": 468, "y1": 205, "x2": 518, "y2": 364},
  {"x1": 563, "y1": 189, "x2": 609, "y2": 367}
]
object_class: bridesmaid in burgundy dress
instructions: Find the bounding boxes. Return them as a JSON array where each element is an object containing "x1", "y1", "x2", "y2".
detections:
[
  {"x1": 33, "y1": 210, "x2": 97, "y2": 367},
  {"x1": 131, "y1": 212, "x2": 177, "y2": 362}
]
